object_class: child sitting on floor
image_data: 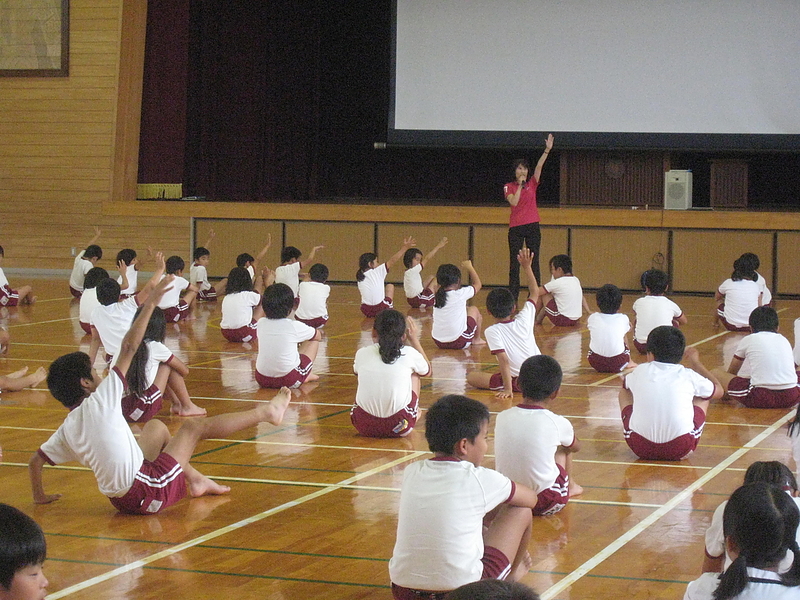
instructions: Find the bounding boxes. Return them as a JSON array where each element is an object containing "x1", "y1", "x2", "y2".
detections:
[
  {"x1": 0, "y1": 246, "x2": 35, "y2": 306},
  {"x1": 68, "y1": 227, "x2": 102, "y2": 298},
  {"x1": 535, "y1": 254, "x2": 590, "y2": 327},
  {"x1": 296, "y1": 263, "x2": 331, "y2": 328},
  {"x1": 357, "y1": 237, "x2": 415, "y2": 318},
  {"x1": 632, "y1": 269, "x2": 687, "y2": 354},
  {"x1": 115, "y1": 248, "x2": 140, "y2": 299},
  {"x1": 587, "y1": 283, "x2": 637, "y2": 373},
  {"x1": 432, "y1": 260, "x2": 485, "y2": 349},
  {"x1": 78, "y1": 267, "x2": 109, "y2": 336},
  {"x1": 402, "y1": 237, "x2": 448, "y2": 309},
  {"x1": 276, "y1": 244, "x2": 324, "y2": 298},
  {"x1": 159, "y1": 255, "x2": 199, "y2": 322},
  {"x1": 220, "y1": 266, "x2": 270, "y2": 343},
  {"x1": 716, "y1": 256, "x2": 762, "y2": 332}
]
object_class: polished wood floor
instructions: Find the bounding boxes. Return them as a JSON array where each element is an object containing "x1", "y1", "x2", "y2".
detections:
[{"x1": 1, "y1": 277, "x2": 798, "y2": 600}]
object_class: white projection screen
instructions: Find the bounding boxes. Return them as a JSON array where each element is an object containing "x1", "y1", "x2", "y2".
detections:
[{"x1": 389, "y1": 0, "x2": 800, "y2": 149}]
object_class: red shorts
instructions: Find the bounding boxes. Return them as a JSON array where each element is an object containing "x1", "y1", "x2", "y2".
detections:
[
  {"x1": 488, "y1": 372, "x2": 521, "y2": 393},
  {"x1": 361, "y1": 297, "x2": 393, "y2": 318},
  {"x1": 633, "y1": 339, "x2": 648, "y2": 354},
  {"x1": 622, "y1": 404, "x2": 706, "y2": 461},
  {"x1": 544, "y1": 298, "x2": 579, "y2": 327},
  {"x1": 108, "y1": 453, "x2": 186, "y2": 515},
  {"x1": 198, "y1": 287, "x2": 217, "y2": 301},
  {"x1": 533, "y1": 463, "x2": 570, "y2": 516},
  {"x1": 119, "y1": 293, "x2": 134, "y2": 301},
  {"x1": 0, "y1": 285, "x2": 19, "y2": 307},
  {"x1": 296, "y1": 315, "x2": 328, "y2": 329},
  {"x1": 433, "y1": 317, "x2": 478, "y2": 350},
  {"x1": 121, "y1": 382, "x2": 163, "y2": 423},
  {"x1": 727, "y1": 377, "x2": 800, "y2": 409},
  {"x1": 588, "y1": 349, "x2": 630, "y2": 373},
  {"x1": 406, "y1": 288, "x2": 435, "y2": 309},
  {"x1": 350, "y1": 392, "x2": 419, "y2": 438},
  {"x1": 221, "y1": 321, "x2": 257, "y2": 343},
  {"x1": 717, "y1": 304, "x2": 750, "y2": 332},
  {"x1": 79, "y1": 321, "x2": 92, "y2": 335},
  {"x1": 255, "y1": 354, "x2": 313, "y2": 389},
  {"x1": 391, "y1": 546, "x2": 511, "y2": 600},
  {"x1": 163, "y1": 300, "x2": 190, "y2": 322},
  {"x1": 69, "y1": 286, "x2": 83, "y2": 299}
]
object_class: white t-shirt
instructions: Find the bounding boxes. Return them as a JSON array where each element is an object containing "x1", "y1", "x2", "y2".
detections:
[
  {"x1": 403, "y1": 264, "x2": 425, "y2": 298},
  {"x1": 220, "y1": 291, "x2": 261, "y2": 329},
  {"x1": 296, "y1": 281, "x2": 330, "y2": 321},
  {"x1": 140, "y1": 340, "x2": 174, "y2": 388},
  {"x1": 543, "y1": 276, "x2": 584, "y2": 320},
  {"x1": 79, "y1": 287, "x2": 100, "y2": 324},
  {"x1": 632, "y1": 295, "x2": 684, "y2": 344},
  {"x1": 684, "y1": 568, "x2": 800, "y2": 600},
  {"x1": 190, "y1": 263, "x2": 212, "y2": 291},
  {"x1": 275, "y1": 262, "x2": 301, "y2": 297},
  {"x1": 588, "y1": 312, "x2": 631, "y2": 356},
  {"x1": 157, "y1": 275, "x2": 189, "y2": 309},
  {"x1": 623, "y1": 361, "x2": 715, "y2": 443},
  {"x1": 38, "y1": 368, "x2": 144, "y2": 497},
  {"x1": 734, "y1": 331, "x2": 798, "y2": 389},
  {"x1": 69, "y1": 251, "x2": 94, "y2": 291},
  {"x1": 357, "y1": 263, "x2": 388, "y2": 306},
  {"x1": 432, "y1": 286, "x2": 475, "y2": 343},
  {"x1": 495, "y1": 405, "x2": 575, "y2": 494},
  {"x1": 389, "y1": 458, "x2": 514, "y2": 591},
  {"x1": 117, "y1": 264, "x2": 138, "y2": 295},
  {"x1": 0, "y1": 267, "x2": 9, "y2": 289},
  {"x1": 354, "y1": 344, "x2": 429, "y2": 417},
  {"x1": 756, "y1": 271, "x2": 773, "y2": 306},
  {"x1": 794, "y1": 318, "x2": 800, "y2": 366},
  {"x1": 255, "y1": 317, "x2": 316, "y2": 377},
  {"x1": 484, "y1": 300, "x2": 540, "y2": 376},
  {"x1": 718, "y1": 278, "x2": 762, "y2": 328},
  {"x1": 91, "y1": 297, "x2": 140, "y2": 358}
]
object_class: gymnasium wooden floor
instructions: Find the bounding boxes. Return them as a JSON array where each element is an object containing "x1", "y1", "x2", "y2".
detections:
[{"x1": 1, "y1": 277, "x2": 798, "y2": 600}]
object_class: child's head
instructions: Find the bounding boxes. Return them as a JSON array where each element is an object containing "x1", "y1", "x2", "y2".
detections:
[
  {"x1": 356, "y1": 253, "x2": 377, "y2": 282},
  {"x1": 236, "y1": 253, "x2": 254, "y2": 268},
  {"x1": 225, "y1": 267, "x2": 253, "y2": 294},
  {"x1": 193, "y1": 247, "x2": 210, "y2": 264},
  {"x1": 0, "y1": 246, "x2": 4, "y2": 258},
  {"x1": 281, "y1": 246, "x2": 302, "y2": 265},
  {"x1": 434, "y1": 263, "x2": 462, "y2": 309},
  {"x1": 0, "y1": 503, "x2": 47, "y2": 598},
  {"x1": 445, "y1": 579, "x2": 540, "y2": 600},
  {"x1": 46, "y1": 352, "x2": 95, "y2": 409},
  {"x1": 425, "y1": 395, "x2": 490, "y2": 460},
  {"x1": 165, "y1": 256, "x2": 185, "y2": 275},
  {"x1": 646, "y1": 325, "x2": 685, "y2": 363},
  {"x1": 115, "y1": 249, "x2": 136, "y2": 267},
  {"x1": 743, "y1": 461, "x2": 798, "y2": 493},
  {"x1": 83, "y1": 267, "x2": 109, "y2": 290},
  {"x1": 596, "y1": 284, "x2": 623, "y2": 314},
  {"x1": 403, "y1": 248, "x2": 423, "y2": 269},
  {"x1": 373, "y1": 309, "x2": 406, "y2": 365},
  {"x1": 84, "y1": 244, "x2": 103, "y2": 261},
  {"x1": 749, "y1": 306, "x2": 779, "y2": 333},
  {"x1": 309, "y1": 263, "x2": 329, "y2": 284},
  {"x1": 518, "y1": 355, "x2": 562, "y2": 402},
  {"x1": 262, "y1": 283, "x2": 294, "y2": 319},
  {"x1": 95, "y1": 278, "x2": 121, "y2": 306},
  {"x1": 731, "y1": 256, "x2": 756, "y2": 282},
  {"x1": 642, "y1": 269, "x2": 669, "y2": 295},
  {"x1": 549, "y1": 254, "x2": 572, "y2": 276},
  {"x1": 486, "y1": 288, "x2": 516, "y2": 320},
  {"x1": 739, "y1": 252, "x2": 760, "y2": 271}
]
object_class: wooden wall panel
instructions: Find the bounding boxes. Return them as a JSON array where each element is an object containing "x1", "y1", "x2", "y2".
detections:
[
  {"x1": 671, "y1": 230, "x2": 772, "y2": 293},
  {"x1": 285, "y1": 221, "x2": 374, "y2": 283},
  {"x1": 776, "y1": 232, "x2": 800, "y2": 296},
  {"x1": 561, "y1": 151, "x2": 664, "y2": 206},
  {"x1": 194, "y1": 219, "x2": 282, "y2": 280},
  {"x1": 710, "y1": 159, "x2": 748, "y2": 208},
  {"x1": 377, "y1": 224, "x2": 469, "y2": 285}
]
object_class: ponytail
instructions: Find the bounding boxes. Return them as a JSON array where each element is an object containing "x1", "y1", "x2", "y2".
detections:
[
  {"x1": 374, "y1": 310, "x2": 406, "y2": 364},
  {"x1": 126, "y1": 306, "x2": 167, "y2": 396},
  {"x1": 434, "y1": 264, "x2": 461, "y2": 309},
  {"x1": 357, "y1": 253, "x2": 376, "y2": 283},
  {"x1": 789, "y1": 404, "x2": 800, "y2": 438},
  {"x1": 712, "y1": 556, "x2": 749, "y2": 600}
]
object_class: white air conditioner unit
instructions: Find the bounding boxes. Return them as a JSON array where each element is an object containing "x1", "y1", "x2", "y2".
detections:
[{"x1": 664, "y1": 170, "x2": 692, "y2": 210}]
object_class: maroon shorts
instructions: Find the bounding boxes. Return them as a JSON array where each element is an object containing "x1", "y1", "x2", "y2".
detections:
[
  {"x1": 121, "y1": 382, "x2": 163, "y2": 423},
  {"x1": 296, "y1": 315, "x2": 328, "y2": 329},
  {"x1": 255, "y1": 354, "x2": 313, "y2": 389},
  {"x1": 69, "y1": 286, "x2": 83, "y2": 299},
  {"x1": 0, "y1": 285, "x2": 19, "y2": 307},
  {"x1": 717, "y1": 304, "x2": 750, "y2": 332},
  {"x1": 350, "y1": 392, "x2": 419, "y2": 438},
  {"x1": 588, "y1": 350, "x2": 630, "y2": 373},
  {"x1": 198, "y1": 287, "x2": 217, "y2": 301},
  {"x1": 727, "y1": 377, "x2": 800, "y2": 409},
  {"x1": 433, "y1": 316, "x2": 478, "y2": 350},
  {"x1": 633, "y1": 339, "x2": 648, "y2": 354},
  {"x1": 361, "y1": 297, "x2": 393, "y2": 318},
  {"x1": 533, "y1": 463, "x2": 570, "y2": 516},
  {"x1": 119, "y1": 293, "x2": 134, "y2": 301},
  {"x1": 406, "y1": 288, "x2": 435, "y2": 309},
  {"x1": 163, "y1": 300, "x2": 190, "y2": 322},
  {"x1": 544, "y1": 298, "x2": 579, "y2": 327},
  {"x1": 108, "y1": 453, "x2": 186, "y2": 515},
  {"x1": 79, "y1": 321, "x2": 92, "y2": 335},
  {"x1": 488, "y1": 372, "x2": 521, "y2": 393},
  {"x1": 391, "y1": 546, "x2": 511, "y2": 600},
  {"x1": 221, "y1": 321, "x2": 257, "y2": 343},
  {"x1": 622, "y1": 404, "x2": 706, "y2": 460}
]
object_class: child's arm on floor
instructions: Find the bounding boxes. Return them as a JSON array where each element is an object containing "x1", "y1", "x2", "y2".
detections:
[
  {"x1": 684, "y1": 347, "x2": 724, "y2": 400},
  {"x1": 87, "y1": 328, "x2": 101, "y2": 366},
  {"x1": 421, "y1": 237, "x2": 448, "y2": 268},
  {"x1": 384, "y1": 237, "x2": 416, "y2": 271},
  {"x1": 29, "y1": 452, "x2": 61, "y2": 504},
  {"x1": 461, "y1": 259, "x2": 482, "y2": 295},
  {"x1": 495, "y1": 352, "x2": 514, "y2": 399}
]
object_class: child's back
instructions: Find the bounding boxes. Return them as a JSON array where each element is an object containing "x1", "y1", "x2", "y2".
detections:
[{"x1": 632, "y1": 295, "x2": 683, "y2": 346}]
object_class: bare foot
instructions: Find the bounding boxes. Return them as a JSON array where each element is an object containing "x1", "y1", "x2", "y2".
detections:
[
  {"x1": 24, "y1": 296, "x2": 36, "y2": 305},
  {"x1": 305, "y1": 373, "x2": 320, "y2": 382},
  {"x1": 29, "y1": 367, "x2": 47, "y2": 386},
  {"x1": 7, "y1": 366, "x2": 29, "y2": 379},
  {"x1": 184, "y1": 314, "x2": 197, "y2": 322},
  {"x1": 171, "y1": 402, "x2": 207, "y2": 417},
  {"x1": 258, "y1": 386, "x2": 292, "y2": 425},
  {"x1": 187, "y1": 472, "x2": 230, "y2": 497},
  {"x1": 511, "y1": 550, "x2": 533, "y2": 582},
  {"x1": 472, "y1": 338, "x2": 487, "y2": 346},
  {"x1": 569, "y1": 481, "x2": 584, "y2": 497},
  {"x1": 625, "y1": 360, "x2": 639, "y2": 369}
]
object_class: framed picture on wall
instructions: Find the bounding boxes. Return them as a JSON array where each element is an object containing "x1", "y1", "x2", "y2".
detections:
[{"x1": 0, "y1": 0, "x2": 69, "y2": 77}]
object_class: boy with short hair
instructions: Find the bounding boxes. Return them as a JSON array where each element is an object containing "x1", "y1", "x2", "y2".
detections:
[
  {"x1": 632, "y1": 269, "x2": 687, "y2": 354},
  {"x1": 275, "y1": 244, "x2": 324, "y2": 297},
  {"x1": 714, "y1": 306, "x2": 800, "y2": 409},
  {"x1": 402, "y1": 237, "x2": 448, "y2": 309},
  {"x1": 389, "y1": 395, "x2": 541, "y2": 599},
  {"x1": 295, "y1": 263, "x2": 331, "y2": 328},
  {"x1": 0, "y1": 503, "x2": 48, "y2": 600},
  {"x1": 619, "y1": 326, "x2": 723, "y2": 461},
  {"x1": 467, "y1": 248, "x2": 540, "y2": 398},
  {"x1": 115, "y1": 248, "x2": 139, "y2": 299},
  {"x1": 159, "y1": 255, "x2": 199, "y2": 322},
  {"x1": 494, "y1": 355, "x2": 582, "y2": 516},
  {"x1": 535, "y1": 254, "x2": 590, "y2": 326},
  {"x1": 587, "y1": 283, "x2": 637, "y2": 373},
  {"x1": 68, "y1": 226, "x2": 102, "y2": 298},
  {"x1": 190, "y1": 246, "x2": 227, "y2": 302},
  {"x1": 29, "y1": 276, "x2": 292, "y2": 514}
]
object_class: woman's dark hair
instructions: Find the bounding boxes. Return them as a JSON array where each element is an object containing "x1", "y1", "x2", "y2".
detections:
[
  {"x1": 0, "y1": 503, "x2": 47, "y2": 589},
  {"x1": 225, "y1": 267, "x2": 253, "y2": 294},
  {"x1": 374, "y1": 309, "x2": 406, "y2": 364},
  {"x1": 356, "y1": 253, "x2": 377, "y2": 282},
  {"x1": 127, "y1": 306, "x2": 167, "y2": 397},
  {"x1": 512, "y1": 158, "x2": 530, "y2": 172},
  {"x1": 434, "y1": 264, "x2": 461, "y2": 308}
]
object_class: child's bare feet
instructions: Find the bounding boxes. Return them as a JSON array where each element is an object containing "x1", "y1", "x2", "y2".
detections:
[
  {"x1": 305, "y1": 372, "x2": 320, "y2": 382},
  {"x1": 23, "y1": 296, "x2": 36, "y2": 305},
  {"x1": 472, "y1": 338, "x2": 487, "y2": 346},
  {"x1": 625, "y1": 359, "x2": 639, "y2": 369},
  {"x1": 511, "y1": 550, "x2": 533, "y2": 582},
  {"x1": 30, "y1": 367, "x2": 47, "y2": 386},
  {"x1": 171, "y1": 402, "x2": 207, "y2": 417},
  {"x1": 258, "y1": 387, "x2": 292, "y2": 425},
  {"x1": 569, "y1": 481, "x2": 584, "y2": 497},
  {"x1": 7, "y1": 366, "x2": 29, "y2": 379},
  {"x1": 187, "y1": 472, "x2": 231, "y2": 497}
]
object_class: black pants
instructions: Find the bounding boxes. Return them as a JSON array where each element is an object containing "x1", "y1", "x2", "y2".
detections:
[{"x1": 508, "y1": 222, "x2": 541, "y2": 300}]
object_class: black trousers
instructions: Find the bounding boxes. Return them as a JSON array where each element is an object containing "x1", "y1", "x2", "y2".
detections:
[{"x1": 508, "y1": 222, "x2": 541, "y2": 300}]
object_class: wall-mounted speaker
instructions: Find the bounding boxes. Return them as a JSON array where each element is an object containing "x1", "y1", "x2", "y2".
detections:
[{"x1": 664, "y1": 170, "x2": 693, "y2": 210}]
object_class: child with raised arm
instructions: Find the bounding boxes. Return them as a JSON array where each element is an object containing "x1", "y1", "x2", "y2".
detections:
[
  {"x1": 402, "y1": 237, "x2": 448, "y2": 309},
  {"x1": 0, "y1": 503, "x2": 49, "y2": 600},
  {"x1": 236, "y1": 235, "x2": 272, "y2": 283},
  {"x1": 159, "y1": 255, "x2": 199, "y2": 322},
  {"x1": 29, "y1": 276, "x2": 293, "y2": 514},
  {"x1": 619, "y1": 326, "x2": 723, "y2": 461},
  {"x1": 357, "y1": 237, "x2": 415, "y2": 318},
  {"x1": 190, "y1": 231, "x2": 227, "y2": 302},
  {"x1": 632, "y1": 269, "x2": 687, "y2": 354},
  {"x1": 587, "y1": 284, "x2": 637, "y2": 373},
  {"x1": 220, "y1": 266, "x2": 270, "y2": 343},
  {"x1": 276, "y1": 243, "x2": 323, "y2": 298},
  {"x1": 495, "y1": 355, "x2": 582, "y2": 516},
  {"x1": 432, "y1": 260, "x2": 485, "y2": 349},
  {"x1": 0, "y1": 246, "x2": 35, "y2": 306},
  {"x1": 351, "y1": 310, "x2": 431, "y2": 437},
  {"x1": 467, "y1": 248, "x2": 540, "y2": 398},
  {"x1": 296, "y1": 263, "x2": 331, "y2": 328},
  {"x1": 535, "y1": 254, "x2": 590, "y2": 327},
  {"x1": 389, "y1": 395, "x2": 540, "y2": 598},
  {"x1": 115, "y1": 248, "x2": 139, "y2": 299},
  {"x1": 68, "y1": 226, "x2": 102, "y2": 298}
]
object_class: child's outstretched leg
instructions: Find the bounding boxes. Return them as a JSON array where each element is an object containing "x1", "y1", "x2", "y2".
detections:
[
  {"x1": 483, "y1": 504, "x2": 533, "y2": 582},
  {"x1": 0, "y1": 366, "x2": 47, "y2": 391},
  {"x1": 0, "y1": 328, "x2": 9, "y2": 354},
  {"x1": 16, "y1": 285, "x2": 36, "y2": 305},
  {"x1": 557, "y1": 446, "x2": 583, "y2": 497},
  {"x1": 467, "y1": 305, "x2": 486, "y2": 345}
]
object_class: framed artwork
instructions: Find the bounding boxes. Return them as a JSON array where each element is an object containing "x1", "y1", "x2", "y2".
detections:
[{"x1": 0, "y1": 0, "x2": 69, "y2": 77}]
